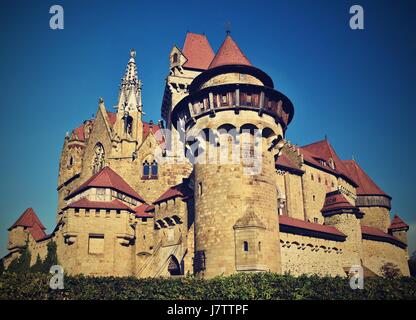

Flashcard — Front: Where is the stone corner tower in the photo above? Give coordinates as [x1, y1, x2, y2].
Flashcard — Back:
[171, 34, 294, 278]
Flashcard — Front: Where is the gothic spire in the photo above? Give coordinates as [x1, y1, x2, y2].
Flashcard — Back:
[118, 49, 142, 112]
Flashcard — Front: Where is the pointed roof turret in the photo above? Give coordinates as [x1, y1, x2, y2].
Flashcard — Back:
[9, 208, 47, 241]
[321, 190, 363, 218]
[9, 208, 46, 231]
[388, 214, 409, 232]
[182, 32, 215, 70]
[208, 35, 252, 69]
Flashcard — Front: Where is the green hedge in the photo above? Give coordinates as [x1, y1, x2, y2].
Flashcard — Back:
[1, 272, 415, 300]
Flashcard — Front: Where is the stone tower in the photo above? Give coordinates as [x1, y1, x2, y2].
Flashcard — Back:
[171, 34, 294, 278]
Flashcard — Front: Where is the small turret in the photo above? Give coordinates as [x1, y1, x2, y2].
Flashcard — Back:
[8, 208, 46, 251]
[321, 191, 363, 270]
[388, 214, 409, 244]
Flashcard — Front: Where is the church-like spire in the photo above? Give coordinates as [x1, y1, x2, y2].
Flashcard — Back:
[118, 49, 142, 112]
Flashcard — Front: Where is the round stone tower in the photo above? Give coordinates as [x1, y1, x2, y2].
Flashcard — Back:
[171, 35, 294, 278]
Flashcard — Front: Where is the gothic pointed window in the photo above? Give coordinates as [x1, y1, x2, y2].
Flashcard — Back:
[143, 160, 150, 177]
[151, 160, 158, 177]
[92, 143, 105, 174]
[123, 112, 133, 136]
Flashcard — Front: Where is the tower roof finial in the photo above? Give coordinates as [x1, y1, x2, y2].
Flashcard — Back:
[225, 21, 231, 35]
[130, 49, 136, 60]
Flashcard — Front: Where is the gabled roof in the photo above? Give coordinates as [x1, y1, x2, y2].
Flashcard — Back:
[154, 181, 193, 204]
[279, 215, 346, 241]
[134, 204, 155, 218]
[362, 225, 406, 248]
[66, 166, 145, 202]
[389, 214, 409, 231]
[65, 198, 135, 212]
[182, 32, 215, 70]
[301, 139, 357, 186]
[342, 159, 389, 197]
[9, 208, 45, 231]
[208, 35, 252, 69]
[9, 208, 47, 241]
[143, 121, 165, 146]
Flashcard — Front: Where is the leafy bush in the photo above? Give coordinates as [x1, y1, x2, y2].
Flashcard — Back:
[409, 251, 416, 277]
[0, 272, 415, 300]
[380, 262, 401, 279]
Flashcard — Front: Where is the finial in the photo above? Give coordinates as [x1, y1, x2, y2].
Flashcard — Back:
[98, 97, 104, 105]
[352, 154, 355, 161]
[130, 49, 136, 59]
[225, 21, 231, 35]
[324, 134, 328, 140]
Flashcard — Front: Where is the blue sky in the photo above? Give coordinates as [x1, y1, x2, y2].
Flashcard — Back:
[0, 0, 415, 258]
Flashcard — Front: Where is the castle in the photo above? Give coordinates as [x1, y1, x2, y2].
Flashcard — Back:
[2, 32, 410, 278]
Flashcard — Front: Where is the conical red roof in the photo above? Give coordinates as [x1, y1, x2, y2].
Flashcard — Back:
[389, 214, 409, 231]
[342, 160, 389, 197]
[9, 208, 45, 230]
[67, 166, 145, 202]
[182, 32, 215, 70]
[321, 191, 356, 214]
[9, 208, 47, 241]
[208, 35, 251, 69]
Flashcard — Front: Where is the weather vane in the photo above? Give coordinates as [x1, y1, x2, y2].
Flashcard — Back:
[225, 21, 232, 35]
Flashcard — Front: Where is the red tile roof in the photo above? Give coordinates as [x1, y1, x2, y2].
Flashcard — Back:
[134, 204, 155, 218]
[361, 225, 406, 248]
[279, 215, 346, 239]
[182, 32, 215, 70]
[9, 208, 47, 241]
[66, 166, 145, 202]
[301, 139, 357, 186]
[275, 154, 303, 174]
[10, 208, 45, 231]
[72, 124, 86, 141]
[342, 159, 389, 197]
[209, 35, 252, 69]
[389, 214, 409, 231]
[321, 191, 356, 213]
[107, 112, 117, 126]
[154, 181, 193, 204]
[65, 198, 134, 212]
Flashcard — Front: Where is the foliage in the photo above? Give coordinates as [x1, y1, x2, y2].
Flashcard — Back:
[0, 272, 415, 300]
[6, 245, 31, 274]
[409, 251, 416, 277]
[380, 262, 401, 279]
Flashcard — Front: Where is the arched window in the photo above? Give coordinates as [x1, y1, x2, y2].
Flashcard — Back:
[92, 143, 105, 174]
[143, 160, 150, 177]
[243, 241, 249, 252]
[123, 113, 133, 136]
[172, 53, 179, 64]
[168, 255, 181, 276]
[68, 156, 74, 167]
[151, 160, 158, 177]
